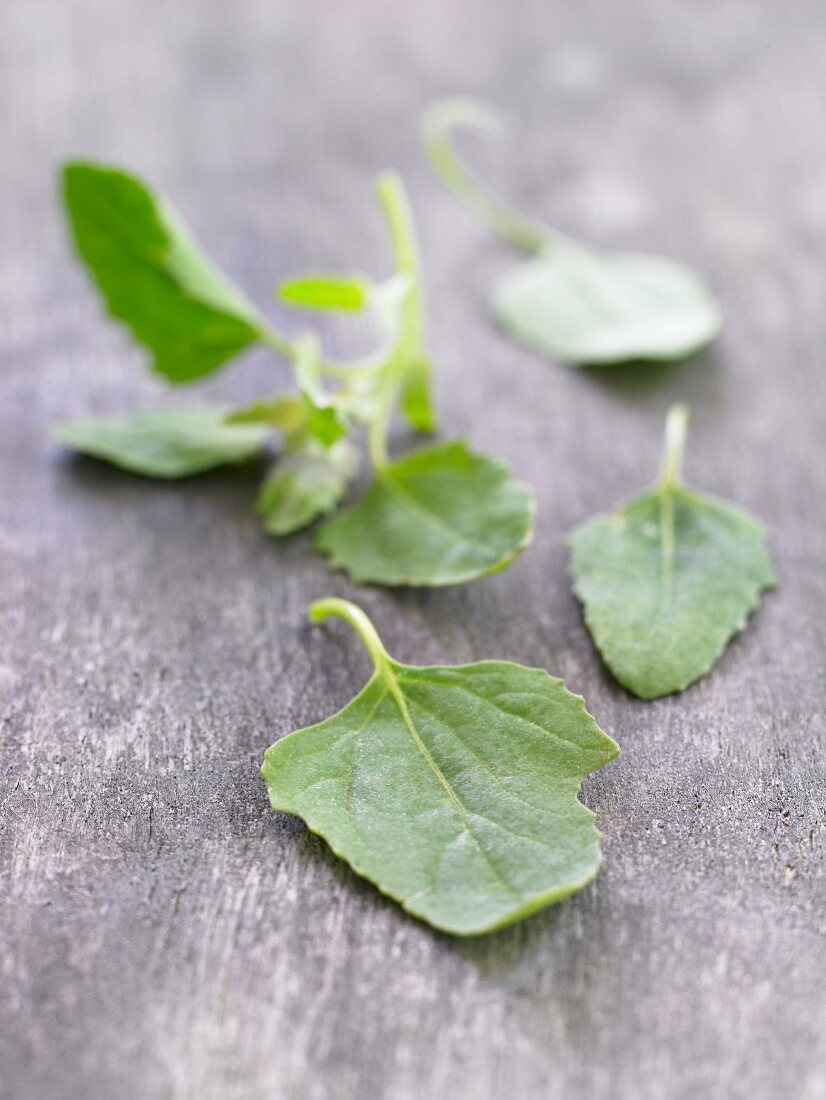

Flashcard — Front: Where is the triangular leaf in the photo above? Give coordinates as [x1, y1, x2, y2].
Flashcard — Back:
[262, 598, 619, 936]
[569, 406, 775, 698]
[51, 408, 270, 478]
[62, 161, 265, 383]
[316, 440, 534, 586]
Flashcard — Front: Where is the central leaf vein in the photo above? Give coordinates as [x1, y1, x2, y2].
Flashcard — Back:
[381, 667, 522, 901]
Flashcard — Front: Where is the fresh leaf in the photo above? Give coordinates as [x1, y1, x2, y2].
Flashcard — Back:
[494, 243, 722, 365]
[228, 397, 306, 435]
[279, 274, 370, 312]
[257, 441, 358, 535]
[51, 408, 270, 478]
[424, 98, 721, 365]
[291, 334, 347, 446]
[399, 353, 436, 434]
[62, 161, 266, 383]
[262, 598, 619, 936]
[317, 440, 534, 586]
[569, 406, 775, 699]
[229, 338, 347, 450]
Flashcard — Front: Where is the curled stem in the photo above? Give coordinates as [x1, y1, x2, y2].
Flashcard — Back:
[310, 598, 391, 675]
[660, 404, 690, 489]
[423, 97, 550, 255]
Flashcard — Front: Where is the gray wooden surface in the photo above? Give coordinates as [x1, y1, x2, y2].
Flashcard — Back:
[2, 2, 824, 1098]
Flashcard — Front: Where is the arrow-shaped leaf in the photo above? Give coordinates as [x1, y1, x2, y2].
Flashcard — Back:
[570, 406, 775, 699]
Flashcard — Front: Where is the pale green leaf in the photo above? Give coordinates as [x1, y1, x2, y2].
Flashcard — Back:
[423, 99, 721, 366]
[569, 406, 775, 699]
[62, 161, 265, 383]
[262, 598, 619, 936]
[51, 408, 270, 478]
[278, 274, 371, 312]
[257, 441, 358, 535]
[228, 338, 347, 450]
[316, 440, 534, 586]
[495, 244, 722, 365]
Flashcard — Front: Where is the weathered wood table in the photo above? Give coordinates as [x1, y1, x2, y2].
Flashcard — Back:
[2, 2, 824, 1097]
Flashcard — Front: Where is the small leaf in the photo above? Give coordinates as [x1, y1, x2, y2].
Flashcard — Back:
[62, 161, 265, 383]
[257, 441, 358, 535]
[278, 274, 371, 312]
[228, 397, 306, 435]
[229, 339, 347, 450]
[51, 408, 270, 478]
[262, 598, 619, 936]
[400, 353, 437, 434]
[317, 440, 534, 586]
[292, 334, 347, 446]
[495, 244, 721, 365]
[569, 406, 775, 699]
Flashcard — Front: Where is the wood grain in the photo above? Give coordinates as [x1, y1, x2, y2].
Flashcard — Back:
[1, 2, 824, 1098]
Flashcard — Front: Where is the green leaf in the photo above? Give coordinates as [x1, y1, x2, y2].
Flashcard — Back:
[227, 397, 306, 435]
[569, 406, 775, 699]
[494, 244, 722, 365]
[399, 353, 436, 434]
[229, 338, 347, 451]
[278, 274, 370, 312]
[262, 598, 619, 936]
[316, 440, 534, 586]
[61, 161, 265, 383]
[257, 441, 358, 535]
[423, 99, 721, 365]
[51, 408, 270, 478]
[292, 334, 347, 446]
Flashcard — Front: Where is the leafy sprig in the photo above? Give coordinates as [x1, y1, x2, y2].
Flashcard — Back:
[54, 162, 534, 586]
[424, 98, 722, 365]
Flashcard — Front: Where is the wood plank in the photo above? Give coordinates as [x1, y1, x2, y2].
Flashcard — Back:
[1, 2, 823, 1097]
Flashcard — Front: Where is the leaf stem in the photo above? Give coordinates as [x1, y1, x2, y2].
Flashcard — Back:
[378, 172, 420, 284]
[660, 404, 690, 489]
[366, 173, 425, 471]
[423, 98, 551, 255]
[260, 324, 298, 361]
[310, 598, 391, 675]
